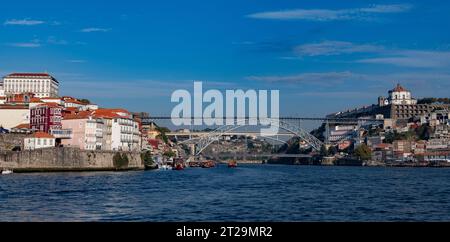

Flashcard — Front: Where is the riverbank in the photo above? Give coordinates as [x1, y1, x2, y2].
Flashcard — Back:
[0, 148, 145, 172]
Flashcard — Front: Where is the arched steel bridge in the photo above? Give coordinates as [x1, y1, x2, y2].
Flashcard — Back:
[142, 117, 382, 156]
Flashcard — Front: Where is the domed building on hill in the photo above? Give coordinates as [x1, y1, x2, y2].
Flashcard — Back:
[379, 84, 417, 106]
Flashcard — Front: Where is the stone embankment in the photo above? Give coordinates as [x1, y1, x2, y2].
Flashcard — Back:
[0, 147, 144, 172]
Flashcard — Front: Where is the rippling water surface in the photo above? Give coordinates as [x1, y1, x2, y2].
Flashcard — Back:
[1, 165, 450, 221]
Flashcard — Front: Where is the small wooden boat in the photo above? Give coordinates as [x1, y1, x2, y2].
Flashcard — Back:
[188, 161, 202, 168]
[228, 160, 238, 168]
[201, 160, 216, 168]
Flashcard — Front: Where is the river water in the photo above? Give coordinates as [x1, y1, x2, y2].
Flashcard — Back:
[1, 165, 449, 221]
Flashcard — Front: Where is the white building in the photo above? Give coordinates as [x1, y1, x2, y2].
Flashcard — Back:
[0, 83, 5, 104]
[388, 84, 417, 105]
[0, 105, 30, 129]
[325, 125, 358, 142]
[24, 132, 56, 150]
[378, 84, 418, 107]
[91, 109, 141, 151]
[41, 97, 64, 106]
[427, 139, 449, 150]
[0, 84, 5, 97]
[3, 73, 59, 98]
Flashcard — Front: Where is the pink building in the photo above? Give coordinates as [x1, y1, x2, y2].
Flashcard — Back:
[61, 112, 104, 150]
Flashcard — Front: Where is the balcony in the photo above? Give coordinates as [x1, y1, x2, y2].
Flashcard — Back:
[50, 129, 72, 139]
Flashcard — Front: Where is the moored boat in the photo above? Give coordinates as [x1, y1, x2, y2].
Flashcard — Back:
[1, 169, 13, 175]
[174, 163, 185, 170]
[173, 158, 185, 170]
[228, 160, 238, 168]
[201, 160, 216, 168]
[159, 164, 172, 170]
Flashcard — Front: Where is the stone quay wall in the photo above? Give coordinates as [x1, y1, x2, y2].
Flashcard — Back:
[0, 147, 144, 172]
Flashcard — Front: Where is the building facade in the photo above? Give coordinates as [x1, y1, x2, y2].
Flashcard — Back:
[30, 103, 62, 133]
[92, 109, 141, 151]
[3, 73, 59, 98]
[0, 105, 30, 129]
[0, 84, 5, 97]
[387, 84, 417, 105]
[61, 114, 104, 150]
[24, 132, 56, 150]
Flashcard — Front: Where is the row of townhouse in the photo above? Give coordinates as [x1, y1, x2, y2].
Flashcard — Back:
[371, 139, 450, 162]
[22, 107, 142, 151]
[0, 95, 141, 152]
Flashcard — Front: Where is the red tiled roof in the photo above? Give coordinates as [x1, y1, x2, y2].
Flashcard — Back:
[66, 100, 84, 105]
[30, 97, 43, 103]
[6, 93, 36, 103]
[423, 151, 450, 156]
[63, 107, 79, 112]
[0, 105, 28, 110]
[5, 73, 59, 83]
[374, 143, 392, 150]
[63, 111, 93, 120]
[13, 123, 30, 129]
[32, 132, 55, 139]
[91, 108, 131, 119]
[391, 84, 408, 92]
[36, 103, 62, 108]
[7, 73, 51, 77]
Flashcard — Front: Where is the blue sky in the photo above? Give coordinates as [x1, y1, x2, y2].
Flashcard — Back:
[1, 0, 450, 117]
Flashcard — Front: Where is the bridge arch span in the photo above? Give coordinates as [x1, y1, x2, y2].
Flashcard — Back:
[187, 118, 323, 156]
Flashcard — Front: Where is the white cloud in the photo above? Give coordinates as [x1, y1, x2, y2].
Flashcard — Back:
[246, 71, 450, 95]
[357, 50, 450, 68]
[360, 4, 413, 13]
[247, 71, 359, 84]
[7, 42, 41, 48]
[80, 28, 111, 33]
[4, 19, 45, 26]
[67, 60, 86, 63]
[47, 36, 68, 45]
[246, 4, 412, 21]
[295, 41, 384, 56]
[292, 40, 450, 68]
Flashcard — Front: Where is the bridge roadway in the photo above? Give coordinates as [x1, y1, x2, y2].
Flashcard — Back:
[167, 131, 295, 137]
[143, 116, 383, 123]
[205, 153, 312, 158]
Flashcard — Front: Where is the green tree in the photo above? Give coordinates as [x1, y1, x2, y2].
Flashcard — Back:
[141, 151, 154, 164]
[310, 123, 326, 142]
[79, 99, 91, 104]
[416, 124, 432, 140]
[156, 126, 171, 144]
[329, 146, 338, 156]
[163, 151, 176, 158]
[354, 144, 372, 161]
